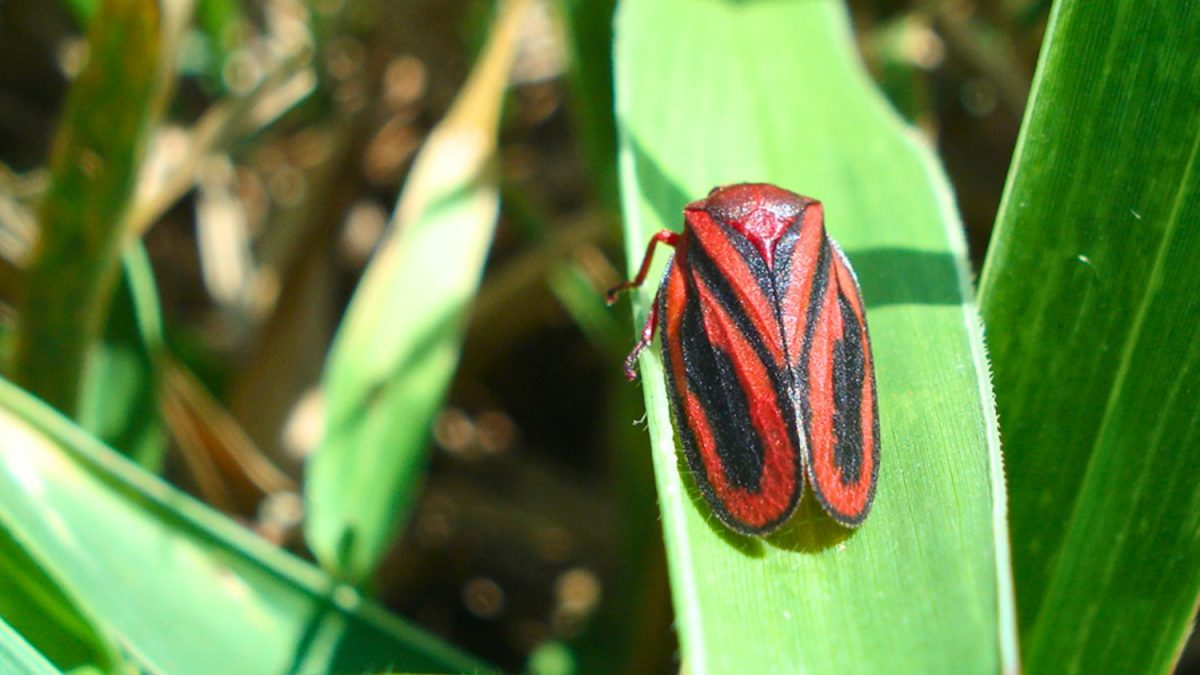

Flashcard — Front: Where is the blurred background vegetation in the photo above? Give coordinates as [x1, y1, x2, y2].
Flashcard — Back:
[0, 0, 1195, 672]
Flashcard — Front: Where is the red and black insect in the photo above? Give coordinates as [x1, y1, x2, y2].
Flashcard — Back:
[608, 183, 879, 534]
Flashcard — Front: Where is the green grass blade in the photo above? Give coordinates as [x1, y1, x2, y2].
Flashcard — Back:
[978, 2, 1200, 672]
[61, 0, 235, 91]
[614, 1, 1015, 673]
[77, 245, 168, 469]
[305, 0, 533, 582]
[0, 617, 63, 675]
[0, 378, 490, 674]
[192, 0, 245, 87]
[11, 0, 177, 415]
[559, 0, 619, 205]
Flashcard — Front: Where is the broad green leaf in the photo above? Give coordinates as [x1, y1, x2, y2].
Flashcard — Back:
[305, 0, 534, 582]
[0, 378, 489, 674]
[614, 1, 1015, 673]
[978, 2, 1200, 672]
[0, 617, 63, 675]
[78, 245, 168, 469]
[11, 0, 182, 415]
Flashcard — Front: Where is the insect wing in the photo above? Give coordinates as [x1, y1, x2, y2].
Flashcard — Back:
[774, 211, 879, 526]
[659, 232, 804, 535]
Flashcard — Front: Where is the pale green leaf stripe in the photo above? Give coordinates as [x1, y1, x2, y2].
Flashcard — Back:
[979, 1, 1200, 672]
[0, 378, 488, 674]
[614, 1, 1015, 673]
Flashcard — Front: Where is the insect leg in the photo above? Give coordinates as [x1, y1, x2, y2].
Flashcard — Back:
[605, 230, 680, 304]
[623, 298, 660, 381]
